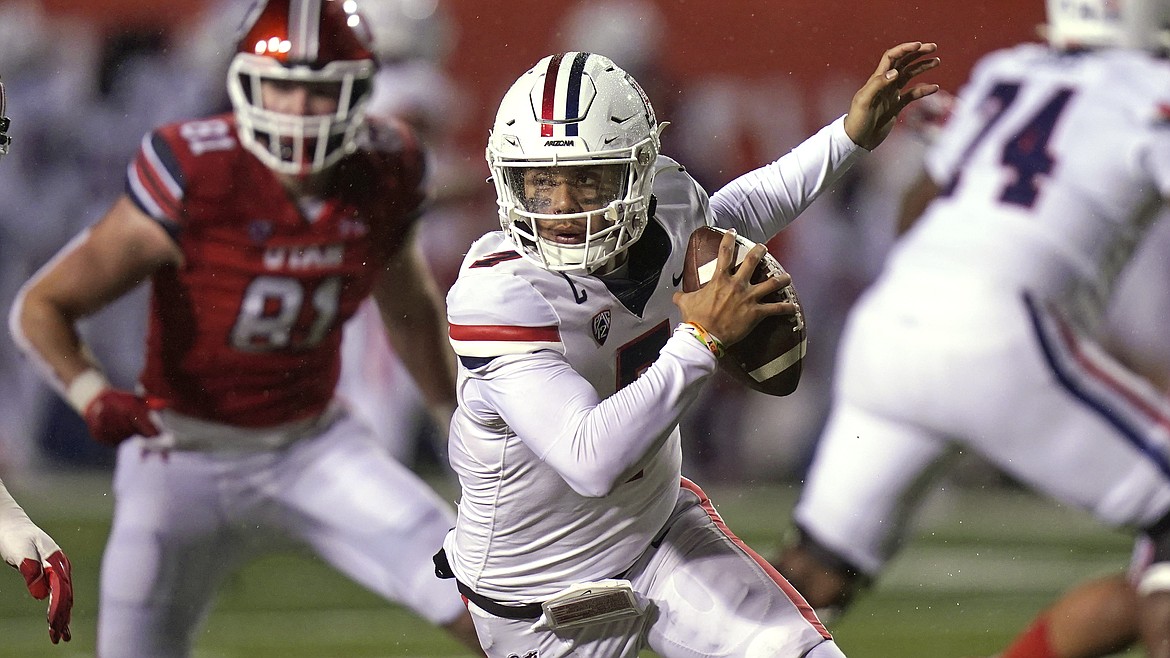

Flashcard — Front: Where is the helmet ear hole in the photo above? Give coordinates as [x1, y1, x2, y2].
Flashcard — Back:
[488, 52, 661, 274]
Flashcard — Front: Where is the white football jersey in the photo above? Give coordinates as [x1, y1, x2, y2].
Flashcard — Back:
[794, 46, 1170, 580]
[444, 160, 712, 600]
[444, 119, 864, 602]
[888, 44, 1170, 330]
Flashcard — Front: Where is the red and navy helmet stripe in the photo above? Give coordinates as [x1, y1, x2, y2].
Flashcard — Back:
[539, 53, 564, 137]
[539, 52, 591, 138]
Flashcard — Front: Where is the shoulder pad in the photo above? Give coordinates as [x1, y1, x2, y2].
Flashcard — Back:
[447, 268, 563, 359]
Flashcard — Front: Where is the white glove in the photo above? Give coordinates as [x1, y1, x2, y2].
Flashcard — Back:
[0, 478, 73, 643]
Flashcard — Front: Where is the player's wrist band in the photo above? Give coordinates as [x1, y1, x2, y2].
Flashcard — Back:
[677, 322, 726, 358]
[1138, 562, 1170, 596]
[66, 368, 110, 414]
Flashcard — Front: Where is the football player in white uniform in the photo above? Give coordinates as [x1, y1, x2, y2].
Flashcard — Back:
[439, 43, 940, 658]
[0, 74, 74, 646]
[776, 1, 1170, 656]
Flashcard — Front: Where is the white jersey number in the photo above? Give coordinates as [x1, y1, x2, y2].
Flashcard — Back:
[229, 275, 342, 351]
[178, 118, 236, 156]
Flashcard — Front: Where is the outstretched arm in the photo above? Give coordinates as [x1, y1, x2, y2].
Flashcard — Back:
[712, 41, 941, 241]
[845, 41, 942, 151]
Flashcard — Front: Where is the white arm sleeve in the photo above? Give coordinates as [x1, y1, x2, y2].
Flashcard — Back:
[0, 478, 61, 568]
[470, 328, 717, 497]
[710, 115, 864, 242]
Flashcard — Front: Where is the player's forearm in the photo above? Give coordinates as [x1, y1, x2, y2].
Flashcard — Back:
[373, 239, 458, 410]
[489, 331, 717, 497]
[378, 278, 458, 405]
[710, 116, 864, 242]
[0, 476, 42, 562]
[9, 284, 101, 397]
[387, 313, 457, 407]
[0, 478, 30, 531]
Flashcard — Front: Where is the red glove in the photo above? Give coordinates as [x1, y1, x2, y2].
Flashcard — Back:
[83, 389, 162, 446]
[19, 550, 72, 644]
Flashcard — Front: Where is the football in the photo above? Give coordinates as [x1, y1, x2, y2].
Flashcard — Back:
[681, 226, 806, 396]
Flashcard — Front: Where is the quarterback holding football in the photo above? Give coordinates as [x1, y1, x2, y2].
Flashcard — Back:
[439, 43, 940, 658]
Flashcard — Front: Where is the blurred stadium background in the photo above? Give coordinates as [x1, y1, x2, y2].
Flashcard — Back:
[0, 0, 1159, 656]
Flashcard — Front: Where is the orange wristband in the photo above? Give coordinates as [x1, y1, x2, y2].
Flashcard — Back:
[677, 322, 726, 358]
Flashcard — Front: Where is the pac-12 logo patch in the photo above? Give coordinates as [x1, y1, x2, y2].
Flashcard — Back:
[591, 309, 612, 346]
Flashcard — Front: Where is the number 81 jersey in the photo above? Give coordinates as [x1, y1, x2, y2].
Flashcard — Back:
[126, 112, 426, 427]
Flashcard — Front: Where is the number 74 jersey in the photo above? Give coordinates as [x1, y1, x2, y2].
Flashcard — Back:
[125, 112, 426, 427]
[892, 44, 1170, 329]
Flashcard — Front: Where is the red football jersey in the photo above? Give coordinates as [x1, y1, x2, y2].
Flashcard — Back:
[126, 113, 426, 427]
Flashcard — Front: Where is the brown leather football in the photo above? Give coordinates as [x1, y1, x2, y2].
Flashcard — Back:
[681, 226, 805, 396]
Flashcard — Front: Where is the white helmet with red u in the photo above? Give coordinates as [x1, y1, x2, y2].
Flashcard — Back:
[1044, 0, 1170, 51]
[228, 0, 377, 175]
[488, 52, 663, 274]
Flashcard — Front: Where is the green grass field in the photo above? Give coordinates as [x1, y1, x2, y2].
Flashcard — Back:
[0, 470, 1141, 657]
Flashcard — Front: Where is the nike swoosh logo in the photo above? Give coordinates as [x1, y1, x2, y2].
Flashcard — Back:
[671, 272, 683, 287]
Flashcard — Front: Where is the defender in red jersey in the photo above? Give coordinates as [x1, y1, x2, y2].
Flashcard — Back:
[8, 1, 481, 654]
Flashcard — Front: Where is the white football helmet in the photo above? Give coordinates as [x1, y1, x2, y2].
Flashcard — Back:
[1044, 0, 1170, 51]
[0, 76, 9, 160]
[227, 0, 378, 176]
[488, 52, 663, 275]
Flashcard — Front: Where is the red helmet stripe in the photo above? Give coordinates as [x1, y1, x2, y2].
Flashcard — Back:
[540, 53, 564, 137]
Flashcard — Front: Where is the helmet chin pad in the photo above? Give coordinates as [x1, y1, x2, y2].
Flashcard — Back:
[538, 237, 619, 272]
[507, 205, 633, 274]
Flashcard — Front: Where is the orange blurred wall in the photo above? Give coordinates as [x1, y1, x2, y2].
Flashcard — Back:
[41, 0, 1045, 154]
